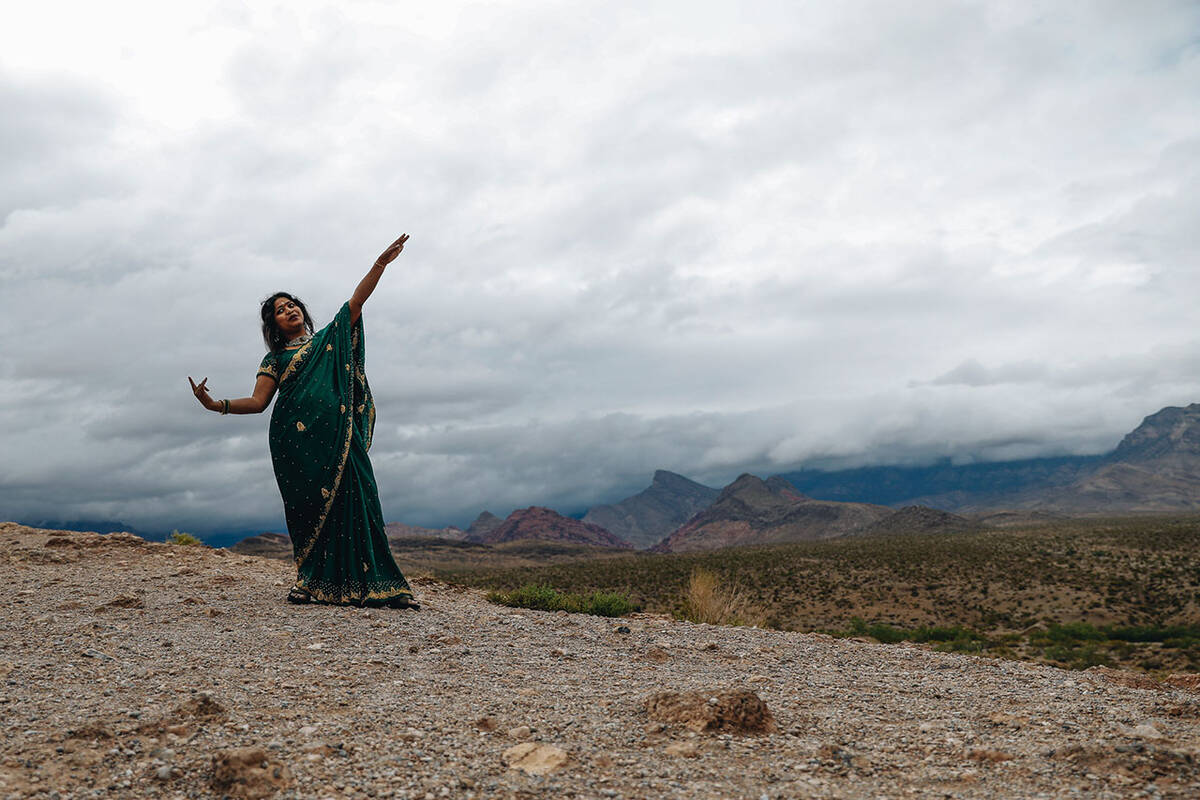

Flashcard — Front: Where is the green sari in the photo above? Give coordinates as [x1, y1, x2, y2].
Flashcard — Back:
[257, 302, 416, 607]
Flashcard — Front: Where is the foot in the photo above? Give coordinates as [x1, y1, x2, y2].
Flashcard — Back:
[286, 587, 313, 604]
[385, 596, 420, 610]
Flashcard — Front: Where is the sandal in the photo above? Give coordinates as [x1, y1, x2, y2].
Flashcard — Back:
[385, 596, 420, 610]
[286, 587, 313, 604]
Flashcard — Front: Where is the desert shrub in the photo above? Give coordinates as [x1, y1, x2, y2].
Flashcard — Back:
[487, 584, 634, 617]
[839, 619, 986, 650]
[1105, 624, 1200, 644]
[678, 568, 767, 627]
[587, 592, 636, 617]
[168, 530, 201, 546]
[1044, 622, 1105, 642]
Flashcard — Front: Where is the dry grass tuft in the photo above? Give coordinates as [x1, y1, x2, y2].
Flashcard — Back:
[681, 568, 767, 628]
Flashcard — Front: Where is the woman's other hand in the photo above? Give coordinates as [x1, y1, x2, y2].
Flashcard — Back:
[188, 376, 217, 411]
[373, 233, 409, 268]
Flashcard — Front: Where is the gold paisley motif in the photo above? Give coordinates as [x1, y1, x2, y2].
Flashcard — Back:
[326, 344, 332, 351]
[296, 421, 306, 432]
[321, 487, 330, 499]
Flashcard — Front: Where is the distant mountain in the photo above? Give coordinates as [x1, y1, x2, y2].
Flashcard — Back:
[469, 506, 632, 549]
[582, 470, 720, 549]
[466, 511, 503, 540]
[653, 474, 892, 553]
[775, 403, 1200, 515]
[383, 522, 466, 541]
[856, 506, 985, 537]
[1026, 403, 1200, 513]
[230, 532, 292, 559]
[778, 456, 1102, 511]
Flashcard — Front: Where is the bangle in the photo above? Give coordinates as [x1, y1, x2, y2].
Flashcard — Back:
[221, 399, 230, 415]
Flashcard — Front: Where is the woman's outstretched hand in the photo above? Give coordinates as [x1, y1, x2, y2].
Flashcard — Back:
[373, 233, 409, 268]
[188, 376, 217, 411]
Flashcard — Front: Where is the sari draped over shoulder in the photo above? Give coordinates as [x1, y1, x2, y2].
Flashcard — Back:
[257, 302, 415, 606]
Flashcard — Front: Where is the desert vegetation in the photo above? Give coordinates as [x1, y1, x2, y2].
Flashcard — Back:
[439, 515, 1200, 673]
[486, 583, 635, 617]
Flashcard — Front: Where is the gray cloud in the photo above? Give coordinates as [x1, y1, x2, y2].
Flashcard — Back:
[3, 1, 1200, 533]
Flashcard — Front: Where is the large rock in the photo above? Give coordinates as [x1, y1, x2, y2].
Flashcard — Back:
[645, 689, 775, 734]
[582, 470, 720, 550]
[210, 747, 292, 799]
[502, 743, 569, 775]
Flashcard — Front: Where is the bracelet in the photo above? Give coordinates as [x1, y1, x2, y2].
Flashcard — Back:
[221, 399, 230, 415]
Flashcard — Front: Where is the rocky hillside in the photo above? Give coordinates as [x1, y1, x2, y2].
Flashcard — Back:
[2, 522, 1198, 799]
[653, 474, 892, 553]
[1026, 404, 1200, 513]
[857, 505, 985, 536]
[582, 470, 720, 550]
[229, 532, 292, 559]
[468, 507, 632, 549]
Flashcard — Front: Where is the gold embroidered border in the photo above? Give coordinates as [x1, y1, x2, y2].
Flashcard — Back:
[294, 407, 354, 568]
[296, 575, 415, 605]
[278, 336, 316, 385]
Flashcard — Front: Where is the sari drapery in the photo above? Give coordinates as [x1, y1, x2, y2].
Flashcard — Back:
[257, 302, 415, 606]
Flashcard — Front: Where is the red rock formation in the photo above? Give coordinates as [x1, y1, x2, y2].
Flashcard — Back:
[472, 507, 632, 549]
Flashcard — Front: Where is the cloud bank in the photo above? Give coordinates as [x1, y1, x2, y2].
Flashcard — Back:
[2, 1, 1199, 532]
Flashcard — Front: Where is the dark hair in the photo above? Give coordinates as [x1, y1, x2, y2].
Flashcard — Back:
[261, 292, 315, 353]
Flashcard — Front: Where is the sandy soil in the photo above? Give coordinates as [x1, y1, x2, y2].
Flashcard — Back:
[1, 522, 1198, 799]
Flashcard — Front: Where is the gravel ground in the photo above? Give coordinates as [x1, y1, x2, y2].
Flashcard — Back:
[1, 522, 1198, 799]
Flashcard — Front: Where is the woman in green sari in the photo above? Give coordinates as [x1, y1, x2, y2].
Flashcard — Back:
[188, 234, 418, 609]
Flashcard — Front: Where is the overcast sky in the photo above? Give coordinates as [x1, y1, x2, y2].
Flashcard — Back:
[2, 1, 1199, 534]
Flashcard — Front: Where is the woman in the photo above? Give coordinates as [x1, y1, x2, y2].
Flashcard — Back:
[188, 234, 418, 609]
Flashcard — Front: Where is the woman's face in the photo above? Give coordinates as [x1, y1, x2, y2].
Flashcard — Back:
[273, 297, 306, 339]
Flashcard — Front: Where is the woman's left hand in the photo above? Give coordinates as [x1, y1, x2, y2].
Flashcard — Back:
[374, 234, 409, 268]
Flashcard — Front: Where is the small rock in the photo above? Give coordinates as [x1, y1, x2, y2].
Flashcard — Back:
[154, 765, 173, 781]
[1131, 723, 1167, 740]
[474, 716, 498, 732]
[665, 741, 700, 758]
[508, 725, 531, 740]
[81, 648, 114, 661]
[614, 626, 631, 634]
[299, 726, 318, 737]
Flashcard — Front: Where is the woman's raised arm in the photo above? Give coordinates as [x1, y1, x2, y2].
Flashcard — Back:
[189, 374, 277, 415]
[349, 233, 408, 324]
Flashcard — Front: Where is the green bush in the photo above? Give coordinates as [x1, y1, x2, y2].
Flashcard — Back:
[168, 530, 202, 546]
[487, 584, 635, 617]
